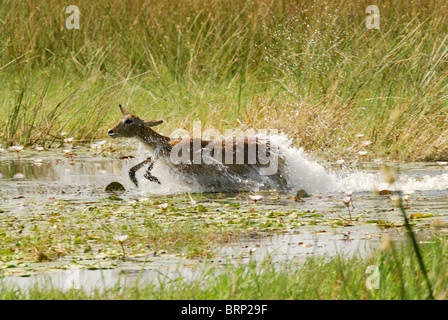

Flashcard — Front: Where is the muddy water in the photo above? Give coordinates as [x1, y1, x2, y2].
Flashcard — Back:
[1, 142, 448, 291]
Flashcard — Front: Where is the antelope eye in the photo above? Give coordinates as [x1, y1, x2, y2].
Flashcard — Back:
[124, 119, 133, 124]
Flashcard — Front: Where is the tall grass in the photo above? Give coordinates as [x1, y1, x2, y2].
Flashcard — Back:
[1, 0, 448, 160]
[1, 237, 447, 299]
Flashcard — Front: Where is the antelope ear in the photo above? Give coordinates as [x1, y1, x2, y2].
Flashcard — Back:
[143, 119, 163, 127]
[119, 104, 131, 115]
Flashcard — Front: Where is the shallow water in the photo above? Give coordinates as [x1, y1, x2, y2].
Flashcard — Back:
[0, 142, 447, 292]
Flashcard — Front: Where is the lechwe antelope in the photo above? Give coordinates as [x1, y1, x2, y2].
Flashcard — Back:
[108, 105, 290, 192]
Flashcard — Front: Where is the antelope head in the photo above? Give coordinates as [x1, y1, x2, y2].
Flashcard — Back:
[107, 104, 163, 139]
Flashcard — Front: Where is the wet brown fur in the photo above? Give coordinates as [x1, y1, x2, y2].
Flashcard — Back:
[108, 105, 289, 191]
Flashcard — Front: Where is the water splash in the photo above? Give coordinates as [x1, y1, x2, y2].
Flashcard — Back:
[262, 135, 448, 194]
[3, 138, 444, 196]
[136, 133, 338, 195]
[336, 171, 448, 193]
[135, 133, 448, 195]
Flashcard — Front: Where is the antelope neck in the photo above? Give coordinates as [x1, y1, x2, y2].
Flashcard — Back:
[137, 126, 170, 152]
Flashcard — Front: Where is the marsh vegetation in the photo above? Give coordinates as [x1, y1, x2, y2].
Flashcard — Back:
[1, 0, 448, 299]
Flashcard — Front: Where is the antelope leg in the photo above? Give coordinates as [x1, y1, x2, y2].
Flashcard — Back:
[129, 157, 153, 187]
[144, 172, 161, 184]
[143, 161, 161, 184]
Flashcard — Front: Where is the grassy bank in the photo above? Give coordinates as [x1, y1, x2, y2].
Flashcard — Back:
[1, 0, 448, 160]
[1, 236, 447, 299]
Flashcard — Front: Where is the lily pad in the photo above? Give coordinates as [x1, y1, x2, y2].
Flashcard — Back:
[105, 181, 126, 192]
[297, 189, 311, 198]
[107, 196, 123, 201]
[410, 213, 433, 219]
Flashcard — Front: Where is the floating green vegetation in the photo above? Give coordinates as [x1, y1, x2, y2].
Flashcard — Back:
[0, 190, 444, 277]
